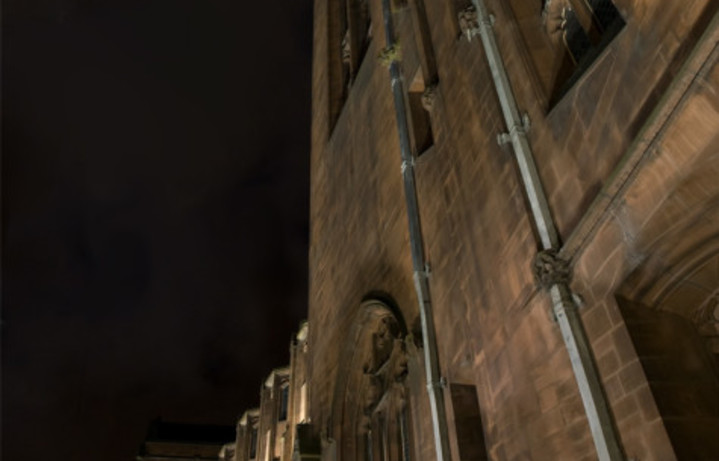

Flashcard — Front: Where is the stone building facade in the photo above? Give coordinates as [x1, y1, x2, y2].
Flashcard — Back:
[228, 0, 719, 460]
[231, 323, 312, 461]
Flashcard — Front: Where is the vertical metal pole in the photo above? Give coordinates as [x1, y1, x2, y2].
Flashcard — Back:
[380, 0, 453, 460]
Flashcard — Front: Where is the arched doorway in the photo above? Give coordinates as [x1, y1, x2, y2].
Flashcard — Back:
[619, 242, 719, 459]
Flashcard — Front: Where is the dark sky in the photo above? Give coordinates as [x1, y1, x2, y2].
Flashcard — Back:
[2, 1, 313, 459]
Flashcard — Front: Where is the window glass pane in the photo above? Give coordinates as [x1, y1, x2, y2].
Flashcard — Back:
[279, 386, 289, 421]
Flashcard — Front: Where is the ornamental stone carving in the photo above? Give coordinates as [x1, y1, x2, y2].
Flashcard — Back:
[532, 249, 571, 288]
[421, 84, 437, 112]
[361, 316, 408, 415]
[542, 0, 570, 40]
[341, 29, 351, 64]
[458, 5, 479, 41]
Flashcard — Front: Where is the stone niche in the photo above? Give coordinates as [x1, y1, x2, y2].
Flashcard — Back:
[330, 299, 414, 461]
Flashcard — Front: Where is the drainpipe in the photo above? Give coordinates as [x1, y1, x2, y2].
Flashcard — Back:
[463, 1, 625, 460]
[379, 0, 452, 460]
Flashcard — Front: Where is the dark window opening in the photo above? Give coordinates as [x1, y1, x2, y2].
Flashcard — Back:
[399, 407, 412, 461]
[618, 297, 719, 459]
[329, 0, 350, 132]
[340, 2, 351, 100]
[505, 0, 624, 108]
[330, 0, 373, 135]
[588, 0, 624, 32]
[377, 413, 388, 461]
[350, 0, 372, 72]
[365, 431, 374, 461]
[562, 8, 591, 64]
[249, 427, 258, 459]
[407, 69, 434, 156]
[450, 384, 488, 461]
[279, 386, 290, 421]
[552, 0, 625, 104]
[343, 0, 372, 84]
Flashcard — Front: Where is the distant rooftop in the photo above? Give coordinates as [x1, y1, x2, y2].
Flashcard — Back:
[144, 419, 235, 445]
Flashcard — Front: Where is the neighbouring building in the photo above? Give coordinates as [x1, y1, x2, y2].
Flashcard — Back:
[228, 0, 719, 460]
[231, 322, 312, 461]
[136, 420, 235, 461]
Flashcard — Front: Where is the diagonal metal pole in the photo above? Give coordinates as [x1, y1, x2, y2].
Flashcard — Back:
[466, 1, 625, 459]
[379, 0, 452, 460]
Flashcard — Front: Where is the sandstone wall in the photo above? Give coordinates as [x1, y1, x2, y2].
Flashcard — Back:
[306, 0, 719, 459]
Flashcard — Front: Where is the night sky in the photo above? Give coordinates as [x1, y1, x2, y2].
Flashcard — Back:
[3, 1, 313, 459]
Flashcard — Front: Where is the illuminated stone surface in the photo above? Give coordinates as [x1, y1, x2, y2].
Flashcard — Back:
[230, 1, 719, 460]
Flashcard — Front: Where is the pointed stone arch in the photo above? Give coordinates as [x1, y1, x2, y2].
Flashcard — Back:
[618, 226, 719, 458]
[330, 297, 414, 461]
